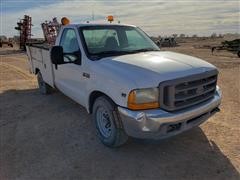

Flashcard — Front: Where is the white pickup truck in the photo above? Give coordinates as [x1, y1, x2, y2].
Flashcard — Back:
[26, 23, 222, 147]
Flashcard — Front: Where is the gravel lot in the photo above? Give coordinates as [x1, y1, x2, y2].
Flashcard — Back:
[0, 42, 239, 179]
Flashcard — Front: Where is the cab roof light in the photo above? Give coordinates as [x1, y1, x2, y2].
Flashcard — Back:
[61, 17, 70, 25]
[107, 15, 114, 23]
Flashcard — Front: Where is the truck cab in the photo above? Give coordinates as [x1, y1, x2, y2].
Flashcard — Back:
[26, 23, 221, 147]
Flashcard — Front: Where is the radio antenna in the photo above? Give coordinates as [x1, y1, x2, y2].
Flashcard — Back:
[92, 5, 95, 21]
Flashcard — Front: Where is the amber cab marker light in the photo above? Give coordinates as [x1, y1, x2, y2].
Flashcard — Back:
[61, 17, 70, 25]
[107, 15, 114, 23]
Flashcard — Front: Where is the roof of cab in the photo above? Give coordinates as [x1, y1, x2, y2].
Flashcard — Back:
[64, 23, 136, 28]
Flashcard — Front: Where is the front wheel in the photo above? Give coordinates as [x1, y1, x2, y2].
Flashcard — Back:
[92, 96, 128, 147]
[37, 72, 52, 94]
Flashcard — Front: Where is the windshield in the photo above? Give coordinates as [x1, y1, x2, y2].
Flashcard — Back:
[80, 25, 160, 59]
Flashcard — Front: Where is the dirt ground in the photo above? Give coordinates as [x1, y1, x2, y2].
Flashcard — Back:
[0, 41, 239, 180]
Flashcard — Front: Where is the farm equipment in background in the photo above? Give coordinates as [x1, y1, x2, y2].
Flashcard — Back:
[41, 17, 71, 45]
[15, 15, 33, 51]
[155, 37, 177, 48]
[41, 17, 61, 45]
[0, 38, 13, 48]
[212, 39, 240, 58]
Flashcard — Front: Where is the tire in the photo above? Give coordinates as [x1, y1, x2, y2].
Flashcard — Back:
[237, 51, 240, 58]
[37, 72, 52, 94]
[92, 96, 128, 147]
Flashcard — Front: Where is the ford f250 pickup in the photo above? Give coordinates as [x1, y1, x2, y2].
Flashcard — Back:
[26, 23, 222, 147]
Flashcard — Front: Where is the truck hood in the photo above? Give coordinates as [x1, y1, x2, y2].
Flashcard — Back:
[98, 51, 217, 88]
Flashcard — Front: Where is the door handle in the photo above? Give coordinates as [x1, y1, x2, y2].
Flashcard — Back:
[83, 72, 90, 78]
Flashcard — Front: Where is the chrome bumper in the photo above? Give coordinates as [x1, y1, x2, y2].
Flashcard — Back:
[118, 87, 222, 139]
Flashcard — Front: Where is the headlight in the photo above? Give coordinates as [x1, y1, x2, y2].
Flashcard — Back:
[128, 88, 160, 110]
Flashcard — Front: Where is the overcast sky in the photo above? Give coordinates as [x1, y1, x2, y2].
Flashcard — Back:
[1, 0, 239, 38]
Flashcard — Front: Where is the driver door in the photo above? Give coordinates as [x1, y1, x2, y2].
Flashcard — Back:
[53, 28, 86, 106]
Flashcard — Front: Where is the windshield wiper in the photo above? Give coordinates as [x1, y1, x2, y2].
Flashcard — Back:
[128, 48, 160, 53]
[90, 48, 160, 60]
[93, 48, 159, 56]
[90, 50, 131, 60]
[95, 50, 130, 55]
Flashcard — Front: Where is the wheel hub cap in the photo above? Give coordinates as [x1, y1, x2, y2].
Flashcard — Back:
[96, 107, 112, 138]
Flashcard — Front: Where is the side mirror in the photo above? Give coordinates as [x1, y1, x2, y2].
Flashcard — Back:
[50, 46, 64, 69]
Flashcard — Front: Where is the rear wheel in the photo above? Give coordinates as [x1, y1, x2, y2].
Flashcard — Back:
[37, 72, 51, 94]
[237, 51, 240, 58]
[92, 96, 128, 147]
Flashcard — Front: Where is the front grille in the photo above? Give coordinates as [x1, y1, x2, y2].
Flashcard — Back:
[159, 70, 218, 111]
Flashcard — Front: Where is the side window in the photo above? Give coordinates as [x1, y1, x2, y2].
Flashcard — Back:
[60, 29, 81, 63]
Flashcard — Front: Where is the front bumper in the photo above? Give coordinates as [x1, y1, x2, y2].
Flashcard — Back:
[118, 87, 222, 139]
